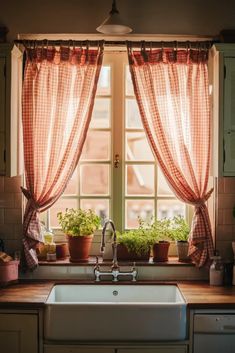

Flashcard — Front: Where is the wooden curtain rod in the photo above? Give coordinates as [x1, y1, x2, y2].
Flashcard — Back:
[14, 39, 213, 49]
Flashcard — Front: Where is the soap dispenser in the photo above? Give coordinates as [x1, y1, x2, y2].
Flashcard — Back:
[209, 252, 224, 286]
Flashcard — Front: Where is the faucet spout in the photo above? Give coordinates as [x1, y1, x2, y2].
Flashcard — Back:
[101, 219, 118, 268]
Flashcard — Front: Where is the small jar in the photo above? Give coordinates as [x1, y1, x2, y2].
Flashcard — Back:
[210, 256, 224, 286]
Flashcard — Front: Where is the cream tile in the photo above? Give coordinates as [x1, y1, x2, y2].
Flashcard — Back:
[217, 210, 223, 225]
[0, 177, 4, 192]
[4, 208, 23, 224]
[3, 239, 22, 256]
[224, 177, 235, 193]
[216, 224, 234, 241]
[223, 209, 235, 225]
[4, 176, 22, 193]
[0, 224, 14, 239]
[0, 192, 14, 208]
[217, 178, 224, 194]
[14, 224, 23, 240]
[216, 240, 234, 261]
[217, 194, 235, 209]
[14, 192, 23, 209]
[0, 209, 4, 224]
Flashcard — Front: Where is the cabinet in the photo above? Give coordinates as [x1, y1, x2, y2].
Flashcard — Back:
[0, 43, 23, 177]
[210, 44, 235, 176]
[44, 345, 187, 353]
[118, 347, 187, 353]
[190, 309, 235, 353]
[44, 348, 113, 353]
[0, 312, 38, 353]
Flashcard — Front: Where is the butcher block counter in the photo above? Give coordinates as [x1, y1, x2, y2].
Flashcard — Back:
[0, 281, 235, 309]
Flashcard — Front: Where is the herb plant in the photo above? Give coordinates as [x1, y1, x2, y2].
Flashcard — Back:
[117, 220, 155, 255]
[170, 215, 190, 242]
[57, 208, 101, 236]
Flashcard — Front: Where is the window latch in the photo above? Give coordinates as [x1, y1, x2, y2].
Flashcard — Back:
[114, 154, 120, 168]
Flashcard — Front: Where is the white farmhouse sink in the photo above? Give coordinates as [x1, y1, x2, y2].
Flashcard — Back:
[44, 284, 186, 341]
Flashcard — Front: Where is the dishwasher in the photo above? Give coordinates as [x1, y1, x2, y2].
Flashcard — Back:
[193, 314, 235, 353]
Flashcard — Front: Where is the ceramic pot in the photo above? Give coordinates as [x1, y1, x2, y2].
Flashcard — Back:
[176, 241, 190, 262]
[56, 243, 69, 260]
[116, 243, 150, 262]
[152, 241, 170, 262]
[67, 234, 93, 262]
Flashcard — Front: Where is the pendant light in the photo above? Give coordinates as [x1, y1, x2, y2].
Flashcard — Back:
[96, 0, 132, 35]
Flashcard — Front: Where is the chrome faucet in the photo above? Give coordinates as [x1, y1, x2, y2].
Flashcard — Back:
[94, 219, 137, 282]
[101, 219, 118, 270]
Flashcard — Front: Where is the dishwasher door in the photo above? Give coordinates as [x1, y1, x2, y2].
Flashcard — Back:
[193, 314, 235, 353]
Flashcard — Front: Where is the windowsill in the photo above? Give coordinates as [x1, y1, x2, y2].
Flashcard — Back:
[38, 256, 194, 267]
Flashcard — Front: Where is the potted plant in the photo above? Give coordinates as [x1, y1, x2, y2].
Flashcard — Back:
[150, 217, 173, 262]
[57, 208, 101, 262]
[171, 215, 190, 262]
[116, 220, 155, 261]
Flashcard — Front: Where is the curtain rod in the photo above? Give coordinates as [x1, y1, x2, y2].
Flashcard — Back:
[14, 39, 213, 49]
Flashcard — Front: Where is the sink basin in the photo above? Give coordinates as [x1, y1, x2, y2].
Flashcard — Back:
[44, 284, 186, 341]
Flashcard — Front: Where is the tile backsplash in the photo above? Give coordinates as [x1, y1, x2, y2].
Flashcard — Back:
[0, 175, 23, 256]
[216, 177, 235, 261]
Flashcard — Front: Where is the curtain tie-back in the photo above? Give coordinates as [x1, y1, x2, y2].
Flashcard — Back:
[194, 188, 214, 208]
[21, 187, 40, 211]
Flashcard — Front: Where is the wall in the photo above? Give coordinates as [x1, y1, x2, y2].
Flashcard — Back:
[216, 177, 235, 261]
[0, 0, 235, 259]
[0, 0, 235, 41]
[0, 176, 23, 255]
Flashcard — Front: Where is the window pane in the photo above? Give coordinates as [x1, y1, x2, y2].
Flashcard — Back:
[125, 199, 154, 229]
[80, 199, 109, 224]
[81, 131, 110, 160]
[90, 98, 110, 128]
[126, 99, 143, 129]
[63, 168, 78, 195]
[50, 198, 78, 228]
[157, 168, 174, 196]
[96, 66, 111, 95]
[125, 66, 134, 96]
[126, 132, 154, 161]
[157, 200, 185, 219]
[126, 165, 155, 196]
[80, 164, 109, 195]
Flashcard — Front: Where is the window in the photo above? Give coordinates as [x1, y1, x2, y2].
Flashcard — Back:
[40, 51, 188, 234]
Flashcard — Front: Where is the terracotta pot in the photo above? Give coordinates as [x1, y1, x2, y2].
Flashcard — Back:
[152, 241, 170, 262]
[176, 241, 190, 262]
[116, 243, 150, 262]
[67, 235, 93, 262]
[56, 243, 68, 260]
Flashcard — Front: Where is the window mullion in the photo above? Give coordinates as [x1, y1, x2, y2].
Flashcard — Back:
[111, 53, 126, 232]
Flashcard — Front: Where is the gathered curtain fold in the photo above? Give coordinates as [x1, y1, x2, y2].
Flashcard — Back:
[127, 43, 214, 267]
[21, 42, 104, 269]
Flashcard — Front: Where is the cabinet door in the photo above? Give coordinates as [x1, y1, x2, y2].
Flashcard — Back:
[0, 56, 6, 174]
[118, 347, 187, 353]
[223, 57, 235, 175]
[0, 313, 38, 353]
[44, 346, 114, 353]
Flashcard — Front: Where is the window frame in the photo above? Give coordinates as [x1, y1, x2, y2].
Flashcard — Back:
[40, 49, 192, 243]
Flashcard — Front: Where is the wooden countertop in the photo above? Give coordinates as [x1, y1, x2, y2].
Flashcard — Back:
[0, 281, 54, 308]
[1, 280, 235, 309]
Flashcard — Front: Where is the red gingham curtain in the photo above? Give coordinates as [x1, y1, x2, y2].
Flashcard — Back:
[21, 42, 104, 269]
[127, 43, 214, 267]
